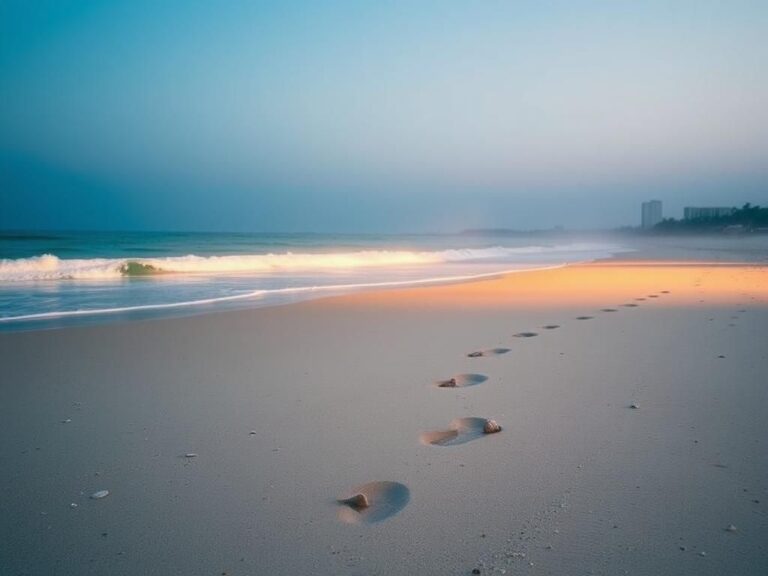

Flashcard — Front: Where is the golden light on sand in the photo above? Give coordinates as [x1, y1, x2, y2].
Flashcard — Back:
[335, 263, 768, 309]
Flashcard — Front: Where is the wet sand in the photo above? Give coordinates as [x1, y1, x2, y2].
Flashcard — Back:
[1, 261, 767, 575]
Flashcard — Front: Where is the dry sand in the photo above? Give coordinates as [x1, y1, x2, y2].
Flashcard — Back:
[1, 260, 767, 575]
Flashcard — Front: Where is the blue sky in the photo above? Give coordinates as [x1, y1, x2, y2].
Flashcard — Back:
[1, 0, 767, 231]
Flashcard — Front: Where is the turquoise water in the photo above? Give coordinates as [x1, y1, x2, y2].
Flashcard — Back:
[0, 230, 628, 331]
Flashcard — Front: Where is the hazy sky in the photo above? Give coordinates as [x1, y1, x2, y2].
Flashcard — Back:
[1, 0, 767, 232]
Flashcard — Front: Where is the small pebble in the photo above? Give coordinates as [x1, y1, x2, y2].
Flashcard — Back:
[90, 490, 109, 500]
[725, 524, 737, 532]
[472, 569, 481, 575]
[249, 431, 257, 435]
[61, 419, 72, 424]
[699, 551, 707, 557]
[630, 404, 639, 409]
[184, 453, 198, 458]
[70, 503, 78, 508]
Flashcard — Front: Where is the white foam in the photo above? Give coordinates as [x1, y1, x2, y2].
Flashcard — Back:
[0, 243, 620, 282]
[0, 262, 572, 323]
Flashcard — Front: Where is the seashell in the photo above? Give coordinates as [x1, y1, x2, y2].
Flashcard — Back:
[483, 419, 502, 434]
[338, 493, 370, 511]
[467, 351, 483, 358]
[90, 490, 109, 499]
[438, 378, 457, 388]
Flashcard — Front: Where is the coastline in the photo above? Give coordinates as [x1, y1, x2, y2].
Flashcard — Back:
[1, 258, 767, 575]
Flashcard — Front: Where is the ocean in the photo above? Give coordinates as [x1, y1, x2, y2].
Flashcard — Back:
[0, 230, 629, 331]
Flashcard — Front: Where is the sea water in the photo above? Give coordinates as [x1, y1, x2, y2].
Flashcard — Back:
[0, 230, 629, 331]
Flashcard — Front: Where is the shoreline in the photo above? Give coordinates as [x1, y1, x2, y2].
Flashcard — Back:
[4, 255, 766, 333]
[0, 261, 574, 330]
[5, 231, 768, 332]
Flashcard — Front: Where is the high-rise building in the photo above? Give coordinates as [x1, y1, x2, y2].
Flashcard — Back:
[683, 206, 735, 220]
[641, 200, 663, 229]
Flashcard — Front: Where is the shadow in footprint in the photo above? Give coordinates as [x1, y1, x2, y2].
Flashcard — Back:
[434, 373, 488, 389]
[542, 325, 560, 330]
[467, 348, 510, 358]
[513, 332, 538, 338]
[661, 291, 671, 294]
[600, 308, 618, 312]
[420, 417, 502, 447]
[622, 304, 639, 308]
[576, 316, 593, 320]
[337, 481, 410, 524]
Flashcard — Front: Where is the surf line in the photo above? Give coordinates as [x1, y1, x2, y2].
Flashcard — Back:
[0, 261, 580, 324]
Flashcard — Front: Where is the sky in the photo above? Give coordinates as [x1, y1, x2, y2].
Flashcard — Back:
[1, 0, 767, 232]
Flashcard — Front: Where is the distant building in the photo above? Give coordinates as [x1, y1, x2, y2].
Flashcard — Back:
[641, 200, 663, 229]
[683, 206, 735, 220]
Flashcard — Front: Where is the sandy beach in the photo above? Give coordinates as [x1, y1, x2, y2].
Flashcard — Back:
[1, 257, 767, 576]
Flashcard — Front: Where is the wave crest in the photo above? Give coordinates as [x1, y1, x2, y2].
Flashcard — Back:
[0, 243, 617, 282]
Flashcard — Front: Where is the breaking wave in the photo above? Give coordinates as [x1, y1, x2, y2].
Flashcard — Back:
[0, 244, 614, 282]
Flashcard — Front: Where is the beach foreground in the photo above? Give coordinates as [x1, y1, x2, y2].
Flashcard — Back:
[1, 261, 767, 575]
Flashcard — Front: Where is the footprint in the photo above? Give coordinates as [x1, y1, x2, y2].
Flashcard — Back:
[513, 332, 538, 338]
[420, 417, 503, 447]
[542, 325, 560, 330]
[467, 348, 510, 358]
[337, 481, 410, 524]
[576, 316, 593, 320]
[648, 295, 659, 298]
[434, 373, 488, 389]
[635, 298, 646, 301]
[600, 308, 618, 312]
[622, 304, 638, 308]
[661, 291, 671, 294]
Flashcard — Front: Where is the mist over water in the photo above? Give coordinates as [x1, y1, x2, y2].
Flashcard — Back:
[0, 231, 629, 330]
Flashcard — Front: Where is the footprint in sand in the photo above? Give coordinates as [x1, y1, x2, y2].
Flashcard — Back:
[337, 481, 410, 524]
[600, 308, 618, 312]
[513, 332, 538, 338]
[635, 298, 646, 301]
[420, 417, 503, 447]
[434, 373, 488, 389]
[467, 348, 510, 358]
[542, 325, 560, 330]
[648, 295, 659, 298]
[622, 304, 639, 308]
[576, 316, 594, 320]
[661, 290, 671, 294]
